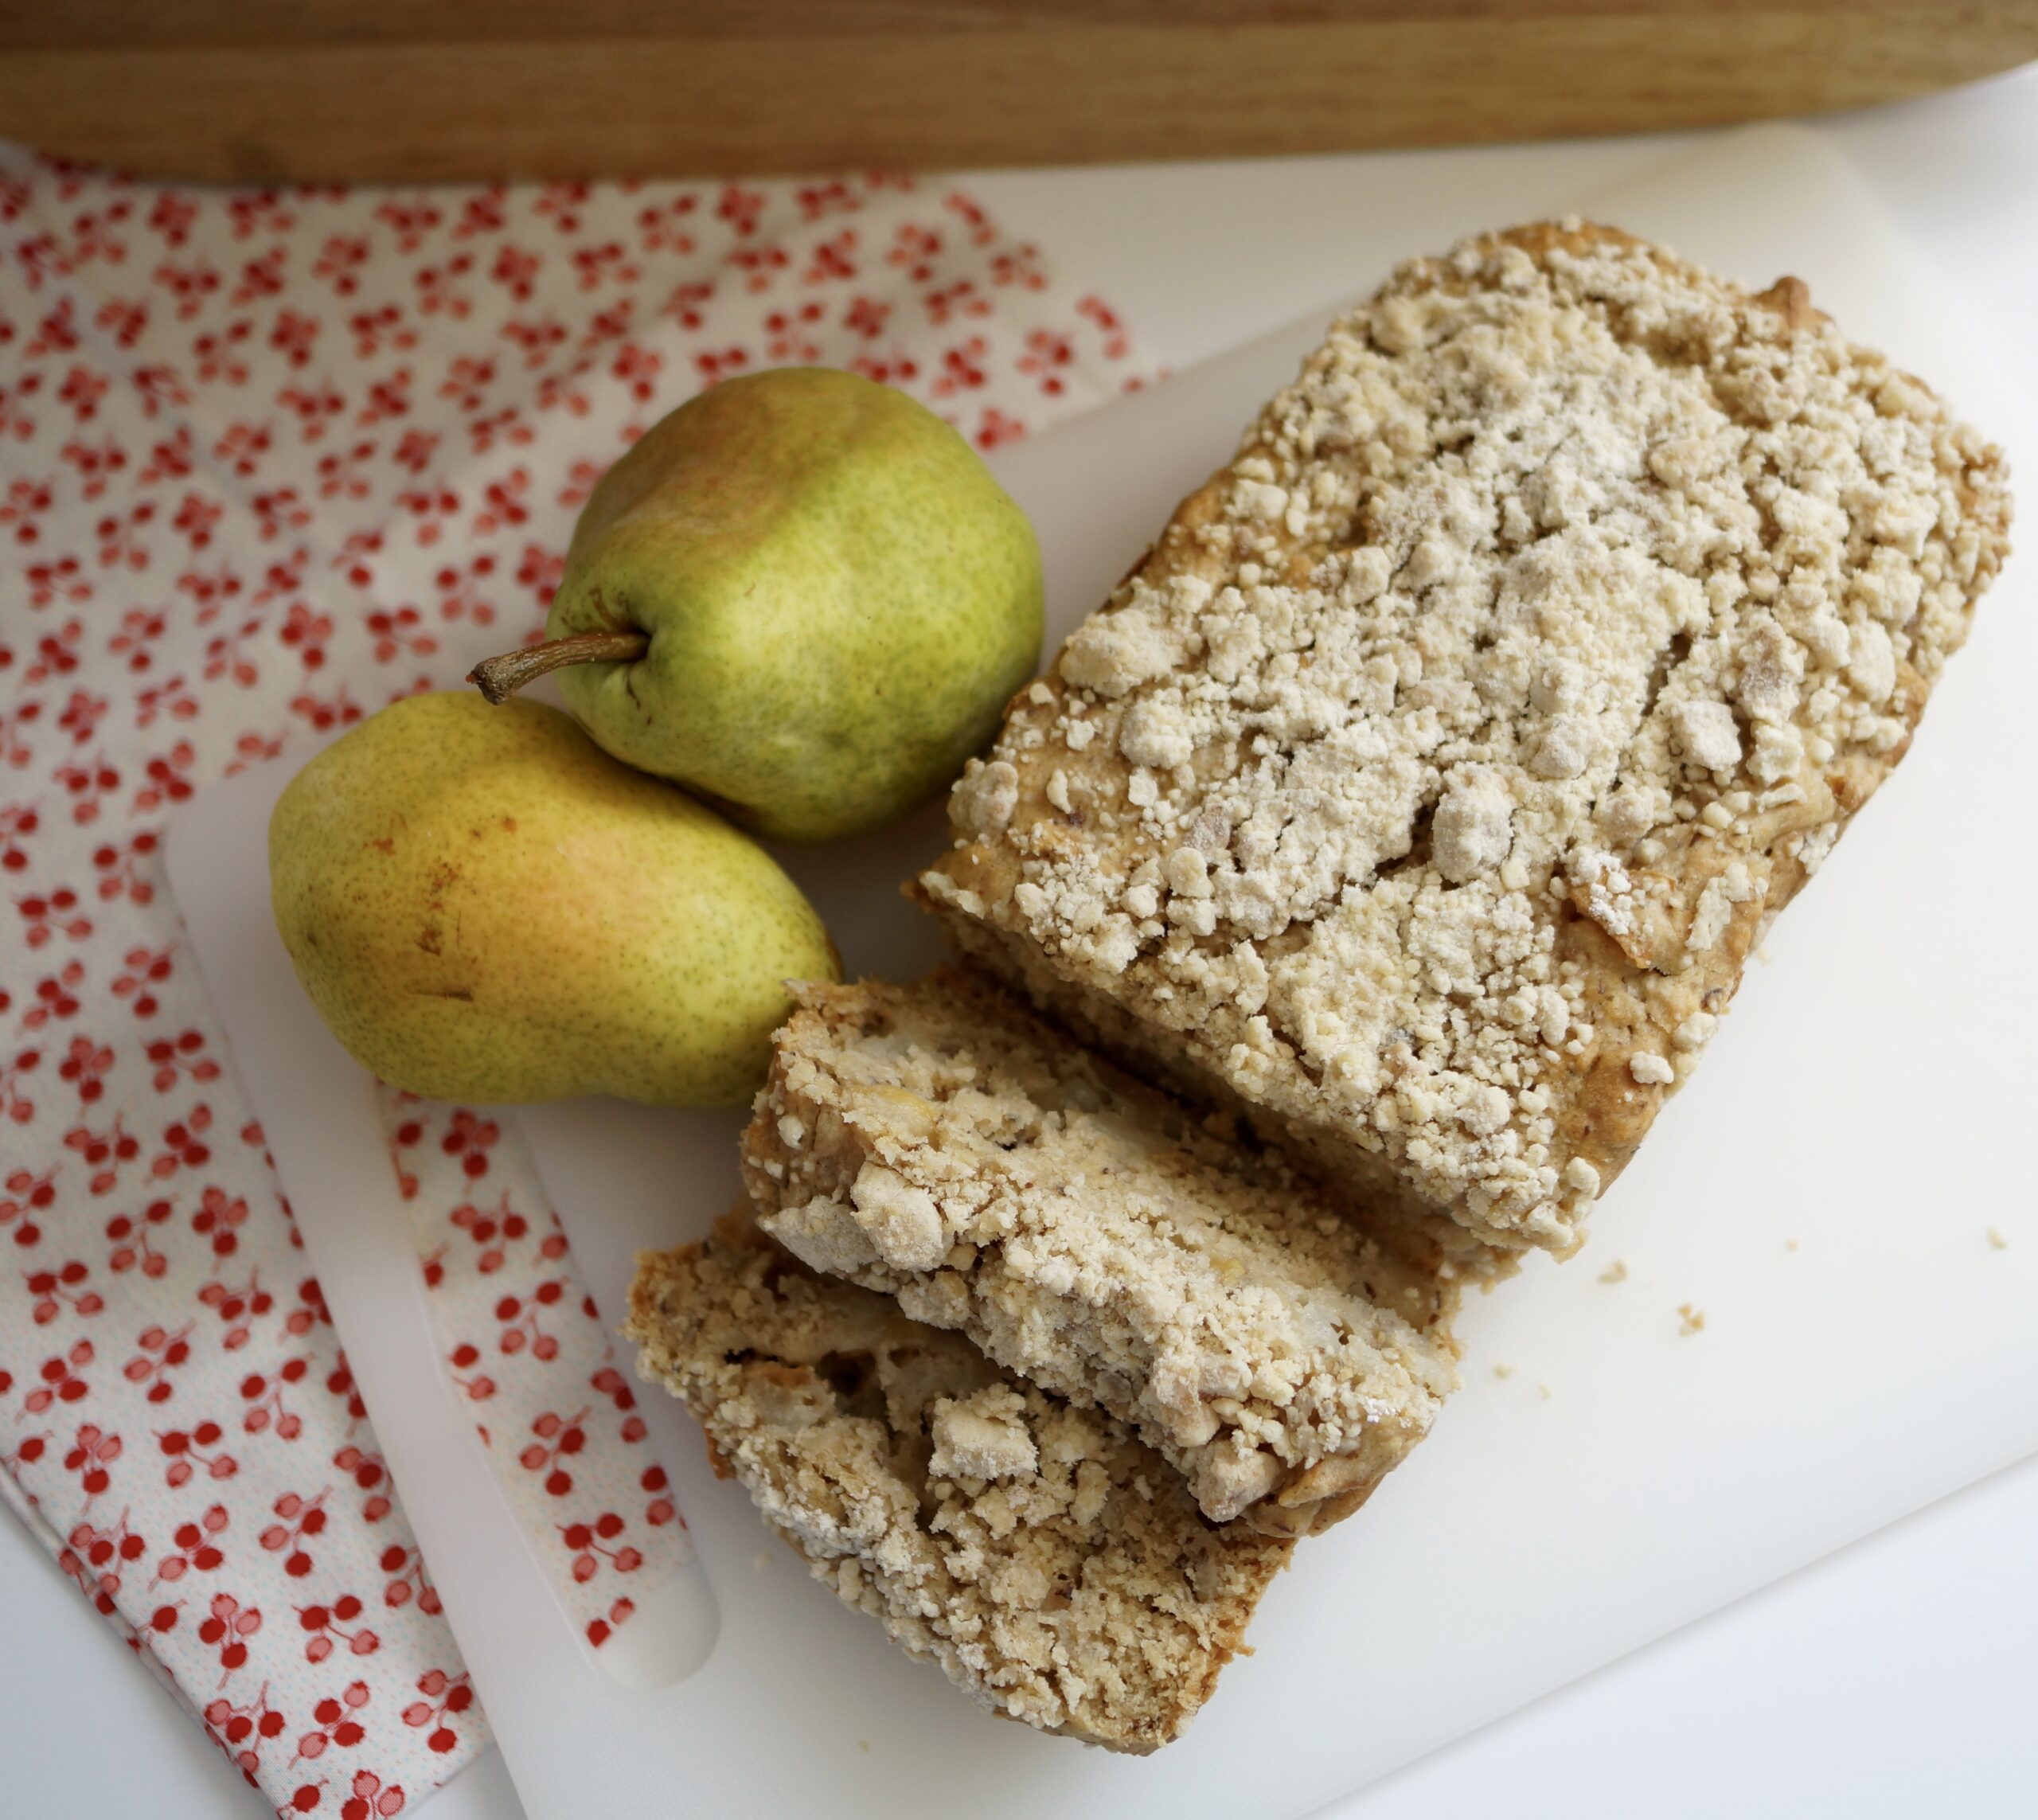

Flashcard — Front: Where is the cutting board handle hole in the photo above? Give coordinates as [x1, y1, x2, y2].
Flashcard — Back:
[583, 1558, 720, 1690]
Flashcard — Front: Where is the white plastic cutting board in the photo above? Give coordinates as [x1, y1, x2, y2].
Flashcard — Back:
[168, 125, 2036, 1820]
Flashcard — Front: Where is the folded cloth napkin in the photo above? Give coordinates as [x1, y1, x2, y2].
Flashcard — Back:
[0, 143, 1145, 1818]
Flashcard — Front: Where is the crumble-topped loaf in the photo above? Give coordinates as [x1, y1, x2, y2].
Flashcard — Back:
[625, 1209, 1290, 1752]
[919, 221, 2012, 1257]
[740, 971, 1459, 1533]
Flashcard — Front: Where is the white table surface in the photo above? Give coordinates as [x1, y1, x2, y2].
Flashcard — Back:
[6, 63, 2036, 1820]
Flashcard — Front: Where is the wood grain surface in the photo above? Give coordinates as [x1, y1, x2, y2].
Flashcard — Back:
[2, 2, 2034, 182]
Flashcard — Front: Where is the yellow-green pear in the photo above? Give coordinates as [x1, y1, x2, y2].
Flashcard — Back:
[467, 367, 1042, 843]
[269, 692, 838, 1104]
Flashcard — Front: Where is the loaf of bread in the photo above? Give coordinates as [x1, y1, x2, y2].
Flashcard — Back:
[919, 222, 2011, 1260]
[628, 220, 2014, 1750]
[740, 970, 1458, 1533]
[625, 1208, 1290, 1751]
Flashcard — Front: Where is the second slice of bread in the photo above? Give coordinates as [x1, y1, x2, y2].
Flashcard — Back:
[740, 969, 1459, 1534]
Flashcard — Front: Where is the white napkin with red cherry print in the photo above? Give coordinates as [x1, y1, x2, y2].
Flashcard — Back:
[0, 143, 1148, 1819]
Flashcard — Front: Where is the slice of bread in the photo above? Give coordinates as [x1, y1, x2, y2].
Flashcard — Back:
[626, 1207, 1291, 1753]
[741, 970, 1459, 1534]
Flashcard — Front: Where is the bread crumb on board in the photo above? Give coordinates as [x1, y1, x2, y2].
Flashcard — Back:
[1987, 1226, 2009, 1250]
[1598, 1258, 1629, 1284]
[1677, 1303, 1706, 1336]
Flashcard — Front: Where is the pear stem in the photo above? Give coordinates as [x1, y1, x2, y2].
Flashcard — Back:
[467, 631, 650, 704]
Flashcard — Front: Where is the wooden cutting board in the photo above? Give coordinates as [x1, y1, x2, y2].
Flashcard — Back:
[3, 2, 2036, 183]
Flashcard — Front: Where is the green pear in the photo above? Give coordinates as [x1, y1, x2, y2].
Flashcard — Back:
[269, 692, 838, 1105]
[467, 367, 1042, 842]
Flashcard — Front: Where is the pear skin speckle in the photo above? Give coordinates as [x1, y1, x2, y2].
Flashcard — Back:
[268, 692, 839, 1104]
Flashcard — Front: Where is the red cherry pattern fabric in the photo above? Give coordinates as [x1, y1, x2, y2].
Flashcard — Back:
[381, 1086, 686, 1658]
[0, 141, 1149, 1817]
